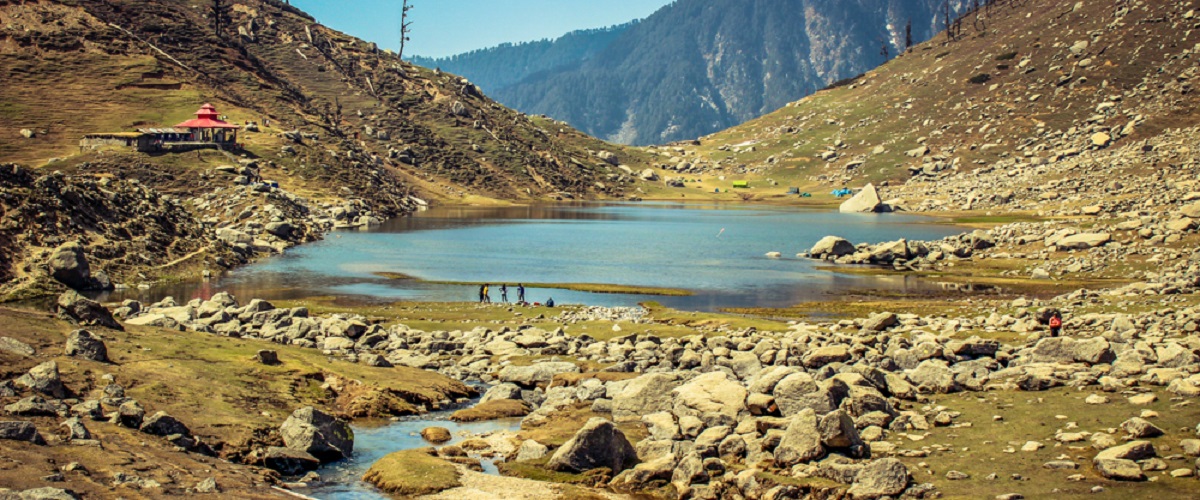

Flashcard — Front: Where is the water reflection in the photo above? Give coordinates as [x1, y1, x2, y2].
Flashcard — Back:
[97, 203, 966, 311]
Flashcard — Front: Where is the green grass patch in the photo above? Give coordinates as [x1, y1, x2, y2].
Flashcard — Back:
[363, 449, 462, 496]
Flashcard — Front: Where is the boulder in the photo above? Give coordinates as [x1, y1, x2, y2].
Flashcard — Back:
[497, 362, 579, 388]
[810, 236, 856, 257]
[56, 291, 122, 330]
[420, 427, 452, 443]
[672, 372, 748, 422]
[612, 373, 684, 422]
[47, 242, 110, 291]
[839, 184, 883, 213]
[0, 337, 35, 357]
[516, 439, 549, 461]
[140, 412, 191, 437]
[116, 400, 145, 428]
[546, 418, 637, 474]
[280, 407, 354, 462]
[479, 383, 524, 404]
[861, 313, 899, 332]
[1120, 418, 1163, 439]
[1055, 233, 1111, 250]
[17, 361, 65, 399]
[60, 417, 90, 440]
[64, 330, 108, 362]
[774, 408, 824, 467]
[0, 421, 46, 445]
[818, 409, 864, 453]
[256, 350, 280, 365]
[262, 446, 321, 475]
[907, 360, 957, 394]
[7, 487, 79, 500]
[848, 458, 911, 499]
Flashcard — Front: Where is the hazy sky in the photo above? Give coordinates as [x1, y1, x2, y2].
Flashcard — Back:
[290, 0, 674, 58]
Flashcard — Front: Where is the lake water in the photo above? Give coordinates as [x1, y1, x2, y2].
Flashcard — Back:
[107, 202, 963, 311]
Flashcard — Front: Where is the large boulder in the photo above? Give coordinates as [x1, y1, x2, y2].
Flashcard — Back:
[847, 458, 911, 499]
[47, 242, 111, 291]
[56, 291, 122, 331]
[1055, 233, 1111, 250]
[774, 408, 824, 467]
[907, 360, 957, 394]
[479, 383, 524, 404]
[672, 372, 748, 422]
[64, 330, 108, 362]
[0, 421, 46, 445]
[497, 362, 579, 388]
[546, 417, 637, 474]
[262, 447, 321, 475]
[774, 372, 839, 416]
[839, 184, 883, 213]
[280, 407, 354, 462]
[810, 236, 856, 258]
[17, 361, 65, 399]
[612, 373, 684, 422]
[1093, 441, 1155, 481]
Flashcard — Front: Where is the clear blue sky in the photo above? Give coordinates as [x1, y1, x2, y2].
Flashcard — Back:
[290, 0, 674, 58]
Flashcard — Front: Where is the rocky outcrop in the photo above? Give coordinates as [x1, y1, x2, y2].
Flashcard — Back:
[0, 421, 47, 445]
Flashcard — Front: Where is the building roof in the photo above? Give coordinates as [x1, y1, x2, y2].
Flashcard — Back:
[175, 103, 239, 129]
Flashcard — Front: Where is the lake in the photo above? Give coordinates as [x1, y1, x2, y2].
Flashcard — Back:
[108, 202, 964, 311]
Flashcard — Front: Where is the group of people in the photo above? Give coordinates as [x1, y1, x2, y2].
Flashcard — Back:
[477, 283, 553, 307]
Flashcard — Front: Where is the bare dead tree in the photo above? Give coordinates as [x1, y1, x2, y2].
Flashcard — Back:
[905, 20, 913, 50]
[943, 0, 954, 42]
[211, 0, 231, 38]
[399, 0, 414, 60]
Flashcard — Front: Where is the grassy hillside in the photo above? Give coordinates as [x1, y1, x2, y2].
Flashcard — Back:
[0, 0, 650, 203]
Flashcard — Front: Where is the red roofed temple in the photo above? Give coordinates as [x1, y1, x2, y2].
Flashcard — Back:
[175, 103, 240, 145]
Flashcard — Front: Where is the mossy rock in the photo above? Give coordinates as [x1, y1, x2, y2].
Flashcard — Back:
[450, 399, 531, 422]
[362, 449, 461, 496]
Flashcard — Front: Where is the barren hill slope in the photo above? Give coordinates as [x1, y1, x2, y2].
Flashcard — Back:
[667, 0, 1197, 206]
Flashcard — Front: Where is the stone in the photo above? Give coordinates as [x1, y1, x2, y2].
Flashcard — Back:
[1094, 441, 1155, 481]
[546, 418, 637, 474]
[497, 362, 579, 388]
[1091, 132, 1112, 147]
[56, 291, 122, 330]
[0, 421, 46, 445]
[643, 412, 681, 441]
[907, 360, 957, 394]
[861, 313, 899, 332]
[479, 383, 523, 404]
[47, 242, 108, 291]
[672, 371, 748, 421]
[256, 350, 280, 365]
[194, 477, 219, 494]
[839, 184, 883, 213]
[9, 487, 79, 500]
[774, 408, 824, 467]
[847, 458, 911, 499]
[805, 345, 851, 367]
[5, 396, 60, 416]
[819, 409, 864, 452]
[612, 373, 684, 422]
[516, 439, 548, 461]
[262, 446, 321, 475]
[810, 236, 856, 257]
[60, 417, 90, 440]
[420, 426, 451, 443]
[0, 337, 35, 357]
[17, 361, 65, 399]
[140, 412, 190, 437]
[117, 400, 145, 428]
[280, 407, 355, 462]
[1055, 233, 1111, 250]
[63, 330, 108, 362]
[1120, 418, 1163, 439]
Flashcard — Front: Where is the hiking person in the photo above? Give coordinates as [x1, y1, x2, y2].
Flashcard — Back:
[478, 284, 486, 303]
[517, 284, 525, 303]
[482, 284, 491, 303]
[546, 297, 555, 307]
[1049, 311, 1063, 337]
[500, 284, 508, 303]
